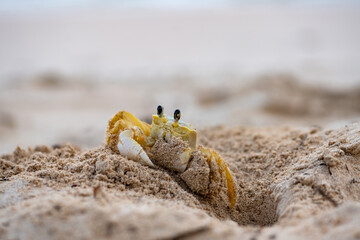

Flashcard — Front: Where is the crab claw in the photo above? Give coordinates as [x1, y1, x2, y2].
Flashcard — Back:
[150, 137, 192, 172]
[118, 129, 156, 168]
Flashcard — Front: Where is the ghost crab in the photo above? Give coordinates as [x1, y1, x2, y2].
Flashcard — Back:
[105, 106, 237, 208]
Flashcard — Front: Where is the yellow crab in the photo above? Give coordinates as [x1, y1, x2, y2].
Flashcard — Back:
[105, 106, 237, 208]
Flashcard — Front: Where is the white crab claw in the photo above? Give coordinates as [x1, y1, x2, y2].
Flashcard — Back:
[118, 129, 156, 168]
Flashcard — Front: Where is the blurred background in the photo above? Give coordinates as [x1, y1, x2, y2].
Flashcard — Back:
[1, 0, 360, 153]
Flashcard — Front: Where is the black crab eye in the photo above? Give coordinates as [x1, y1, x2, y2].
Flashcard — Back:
[174, 109, 181, 122]
[157, 105, 164, 117]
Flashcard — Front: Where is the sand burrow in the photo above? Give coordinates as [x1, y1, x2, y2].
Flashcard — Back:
[198, 123, 360, 226]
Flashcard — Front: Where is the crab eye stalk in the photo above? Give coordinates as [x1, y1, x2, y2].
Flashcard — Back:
[157, 105, 164, 117]
[174, 109, 181, 122]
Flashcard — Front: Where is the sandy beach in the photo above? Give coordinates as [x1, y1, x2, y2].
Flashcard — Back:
[1, 4, 360, 240]
[1, 122, 360, 239]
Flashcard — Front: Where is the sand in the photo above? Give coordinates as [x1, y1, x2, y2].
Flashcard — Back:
[1, 121, 360, 239]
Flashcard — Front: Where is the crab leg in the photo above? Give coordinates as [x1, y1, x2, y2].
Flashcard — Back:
[199, 147, 237, 209]
[118, 129, 156, 168]
[106, 111, 151, 151]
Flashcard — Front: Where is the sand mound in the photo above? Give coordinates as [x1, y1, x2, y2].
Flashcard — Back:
[1, 123, 360, 239]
